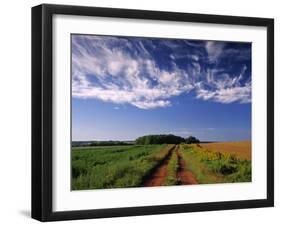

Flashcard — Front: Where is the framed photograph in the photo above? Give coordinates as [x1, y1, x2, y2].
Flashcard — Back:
[32, 4, 274, 221]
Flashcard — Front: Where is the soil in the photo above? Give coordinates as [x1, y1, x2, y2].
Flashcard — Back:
[142, 145, 175, 187]
[142, 145, 197, 187]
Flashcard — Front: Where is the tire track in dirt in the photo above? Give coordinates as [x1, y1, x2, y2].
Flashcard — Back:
[142, 145, 176, 187]
[176, 148, 198, 185]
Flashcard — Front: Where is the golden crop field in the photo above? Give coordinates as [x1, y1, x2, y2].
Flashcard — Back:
[199, 141, 251, 160]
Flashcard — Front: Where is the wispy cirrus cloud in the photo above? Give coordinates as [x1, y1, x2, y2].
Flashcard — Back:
[205, 41, 225, 63]
[72, 35, 251, 109]
[195, 63, 251, 104]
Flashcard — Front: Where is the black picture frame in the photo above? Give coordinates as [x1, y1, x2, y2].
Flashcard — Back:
[32, 4, 274, 222]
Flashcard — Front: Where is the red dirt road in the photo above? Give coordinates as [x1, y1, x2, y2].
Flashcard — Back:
[142, 145, 197, 187]
[142, 145, 175, 187]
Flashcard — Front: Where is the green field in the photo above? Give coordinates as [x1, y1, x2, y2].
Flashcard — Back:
[72, 144, 172, 190]
[72, 142, 251, 190]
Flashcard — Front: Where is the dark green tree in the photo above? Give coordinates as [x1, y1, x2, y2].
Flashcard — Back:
[185, 136, 200, 144]
[135, 134, 185, 145]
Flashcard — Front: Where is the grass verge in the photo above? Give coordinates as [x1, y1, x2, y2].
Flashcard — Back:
[163, 149, 179, 186]
[180, 144, 251, 184]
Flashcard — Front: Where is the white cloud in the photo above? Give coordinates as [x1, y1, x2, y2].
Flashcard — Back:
[205, 41, 225, 62]
[190, 54, 200, 61]
[72, 36, 193, 109]
[196, 82, 251, 104]
[72, 35, 251, 109]
[133, 100, 171, 109]
[195, 64, 251, 104]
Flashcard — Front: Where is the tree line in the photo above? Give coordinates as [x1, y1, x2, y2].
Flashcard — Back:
[135, 134, 200, 145]
[72, 135, 200, 147]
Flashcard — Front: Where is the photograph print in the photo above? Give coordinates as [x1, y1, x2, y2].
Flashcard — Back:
[71, 34, 252, 190]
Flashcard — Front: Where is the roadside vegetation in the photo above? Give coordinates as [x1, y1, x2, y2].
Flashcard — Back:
[180, 144, 251, 184]
[163, 150, 179, 186]
[72, 144, 173, 190]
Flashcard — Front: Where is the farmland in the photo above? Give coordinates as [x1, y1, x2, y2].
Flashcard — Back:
[72, 144, 172, 190]
[199, 141, 251, 160]
[72, 141, 251, 190]
[180, 143, 251, 183]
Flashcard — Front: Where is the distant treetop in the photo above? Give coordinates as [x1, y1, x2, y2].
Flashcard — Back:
[135, 134, 185, 145]
[185, 136, 200, 144]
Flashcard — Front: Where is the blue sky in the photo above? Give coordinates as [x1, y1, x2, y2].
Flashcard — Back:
[72, 35, 251, 141]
